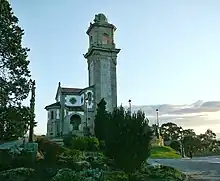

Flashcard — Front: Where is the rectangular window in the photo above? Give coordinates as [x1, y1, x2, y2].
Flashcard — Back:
[57, 110, 60, 119]
[56, 123, 60, 136]
[51, 111, 54, 119]
[50, 124, 53, 132]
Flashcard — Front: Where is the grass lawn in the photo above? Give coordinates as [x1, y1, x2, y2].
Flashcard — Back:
[150, 146, 181, 159]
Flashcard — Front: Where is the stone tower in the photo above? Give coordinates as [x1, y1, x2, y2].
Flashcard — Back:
[84, 13, 120, 112]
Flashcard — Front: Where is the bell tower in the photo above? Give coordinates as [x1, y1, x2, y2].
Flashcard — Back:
[84, 13, 120, 112]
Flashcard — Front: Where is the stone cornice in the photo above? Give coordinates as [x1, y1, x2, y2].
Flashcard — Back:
[84, 46, 120, 59]
[86, 22, 116, 35]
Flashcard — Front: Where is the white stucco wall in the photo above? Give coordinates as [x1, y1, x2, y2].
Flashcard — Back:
[85, 90, 94, 109]
[46, 108, 60, 137]
[65, 95, 84, 107]
[63, 111, 84, 135]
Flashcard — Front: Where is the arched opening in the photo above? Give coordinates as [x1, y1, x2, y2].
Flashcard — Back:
[70, 114, 81, 130]
[103, 33, 110, 44]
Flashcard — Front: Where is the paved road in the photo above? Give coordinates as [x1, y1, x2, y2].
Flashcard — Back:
[148, 156, 220, 180]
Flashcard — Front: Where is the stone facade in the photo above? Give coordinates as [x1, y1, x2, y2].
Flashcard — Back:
[45, 13, 120, 138]
[84, 13, 120, 113]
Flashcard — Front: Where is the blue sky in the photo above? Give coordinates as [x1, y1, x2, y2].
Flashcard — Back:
[10, 0, 220, 134]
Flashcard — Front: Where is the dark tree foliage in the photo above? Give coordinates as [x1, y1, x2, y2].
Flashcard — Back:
[104, 106, 153, 173]
[160, 122, 182, 141]
[28, 80, 37, 142]
[0, 106, 31, 140]
[0, 0, 31, 106]
[0, 0, 32, 140]
[94, 98, 109, 141]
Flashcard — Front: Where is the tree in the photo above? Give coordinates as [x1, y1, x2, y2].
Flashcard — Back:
[94, 98, 109, 141]
[0, 0, 32, 140]
[0, 0, 31, 106]
[0, 106, 31, 140]
[170, 140, 181, 152]
[28, 80, 37, 142]
[204, 129, 216, 140]
[160, 122, 181, 141]
[104, 106, 153, 173]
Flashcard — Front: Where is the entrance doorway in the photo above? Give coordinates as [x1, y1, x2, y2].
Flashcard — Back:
[70, 114, 81, 130]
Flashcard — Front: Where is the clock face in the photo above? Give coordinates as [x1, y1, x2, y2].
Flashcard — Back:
[69, 97, 77, 105]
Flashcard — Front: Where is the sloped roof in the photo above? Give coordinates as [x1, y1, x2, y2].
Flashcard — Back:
[61, 87, 82, 93]
[45, 102, 61, 110]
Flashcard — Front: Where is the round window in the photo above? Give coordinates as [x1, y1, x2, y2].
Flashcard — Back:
[69, 97, 77, 104]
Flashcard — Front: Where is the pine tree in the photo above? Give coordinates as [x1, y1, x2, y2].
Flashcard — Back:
[94, 98, 109, 141]
[105, 106, 153, 173]
[0, 0, 32, 140]
[0, 0, 31, 106]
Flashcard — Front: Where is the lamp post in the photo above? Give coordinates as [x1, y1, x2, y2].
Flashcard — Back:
[85, 97, 88, 128]
[180, 127, 185, 158]
[156, 109, 160, 138]
[128, 99, 131, 116]
[84, 97, 89, 136]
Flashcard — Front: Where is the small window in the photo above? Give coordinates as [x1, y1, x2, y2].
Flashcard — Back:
[56, 124, 59, 132]
[51, 111, 54, 119]
[90, 36, 93, 43]
[103, 33, 110, 44]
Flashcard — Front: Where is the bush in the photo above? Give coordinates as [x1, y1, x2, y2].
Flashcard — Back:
[86, 137, 99, 151]
[63, 134, 74, 148]
[0, 149, 13, 171]
[0, 149, 35, 170]
[103, 105, 153, 173]
[71, 137, 100, 151]
[0, 167, 37, 181]
[51, 168, 82, 181]
[55, 149, 84, 170]
[102, 171, 129, 181]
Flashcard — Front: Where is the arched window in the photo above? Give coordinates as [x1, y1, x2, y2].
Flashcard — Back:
[103, 33, 110, 44]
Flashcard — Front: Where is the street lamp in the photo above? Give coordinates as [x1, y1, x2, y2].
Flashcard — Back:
[156, 109, 160, 138]
[128, 99, 131, 115]
[180, 127, 185, 158]
[84, 97, 89, 136]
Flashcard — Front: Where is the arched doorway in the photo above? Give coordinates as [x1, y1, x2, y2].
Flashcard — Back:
[70, 114, 81, 131]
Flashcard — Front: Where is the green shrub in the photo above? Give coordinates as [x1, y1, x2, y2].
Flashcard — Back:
[0, 149, 35, 170]
[86, 137, 99, 151]
[63, 134, 78, 148]
[102, 171, 129, 181]
[0, 167, 37, 181]
[56, 149, 84, 170]
[71, 136, 100, 151]
[129, 171, 149, 181]
[72, 137, 88, 151]
[0, 149, 13, 171]
[51, 168, 82, 181]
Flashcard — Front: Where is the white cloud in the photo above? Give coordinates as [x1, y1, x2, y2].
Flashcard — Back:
[130, 101, 220, 137]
